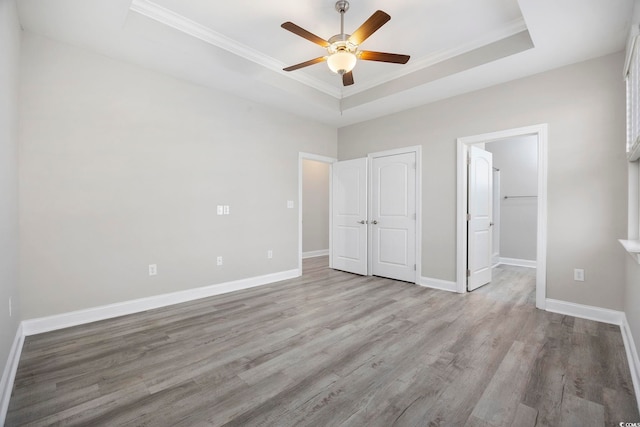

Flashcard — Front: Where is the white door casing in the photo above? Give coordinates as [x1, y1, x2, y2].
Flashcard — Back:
[492, 169, 501, 267]
[370, 152, 417, 283]
[331, 158, 368, 275]
[468, 146, 493, 291]
[456, 124, 548, 310]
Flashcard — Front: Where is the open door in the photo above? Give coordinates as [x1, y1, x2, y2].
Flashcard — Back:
[331, 158, 368, 275]
[468, 146, 493, 291]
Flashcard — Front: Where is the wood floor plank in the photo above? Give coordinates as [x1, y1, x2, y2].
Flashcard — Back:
[469, 340, 538, 426]
[603, 386, 640, 427]
[510, 403, 538, 427]
[559, 393, 605, 427]
[6, 257, 639, 426]
[520, 312, 573, 427]
[13, 383, 149, 426]
[335, 352, 456, 427]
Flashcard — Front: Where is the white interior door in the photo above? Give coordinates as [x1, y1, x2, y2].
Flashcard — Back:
[331, 158, 368, 275]
[468, 146, 493, 291]
[371, 152, 416, 283]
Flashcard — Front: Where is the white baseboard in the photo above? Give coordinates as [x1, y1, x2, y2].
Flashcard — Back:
[4, 275, 639, 419]
[621, 314, 640, 415]
[545, 298, 624, 325]
[419, 276, 457, 293]
[0, 323, 24, 426]
[22, 269, 300, 336]
[498, 257, 537, 268]
[2, 269, 300, 421]
[302, 249, 329, 259]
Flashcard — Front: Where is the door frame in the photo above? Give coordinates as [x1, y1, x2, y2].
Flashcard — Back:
[492, 168, 501, 267]
[456, 124, 548, 309]
[368, 146, 423, 284]
[298, 152, 337, 276]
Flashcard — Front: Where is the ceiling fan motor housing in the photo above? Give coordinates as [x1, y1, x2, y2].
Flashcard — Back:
[328, 35, 357, 53]
[335, 0, 349, 13]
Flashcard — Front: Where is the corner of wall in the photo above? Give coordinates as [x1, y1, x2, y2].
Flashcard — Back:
[0, 323, 24, 426]
[0, 0, 23, 422]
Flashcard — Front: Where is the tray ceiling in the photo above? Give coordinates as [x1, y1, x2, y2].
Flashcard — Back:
[16, 0, 634, 127]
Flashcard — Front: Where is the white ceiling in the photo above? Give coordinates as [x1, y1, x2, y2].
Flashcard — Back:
[16, 0, 634, 127]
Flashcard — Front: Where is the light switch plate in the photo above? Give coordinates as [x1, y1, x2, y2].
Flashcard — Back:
[287, 200, 294, 209]
[217, 205, 223, 215]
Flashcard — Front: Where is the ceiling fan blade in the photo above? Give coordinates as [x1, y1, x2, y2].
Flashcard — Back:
[359, 51, 410, 64]
[283, 56, 327, 72]
[348, 11, 390, 46]
[342, 71, 354, 86]
[281, 22, 330, 48]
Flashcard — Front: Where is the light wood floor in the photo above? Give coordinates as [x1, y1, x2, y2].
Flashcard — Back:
[6, 257, 639, 426]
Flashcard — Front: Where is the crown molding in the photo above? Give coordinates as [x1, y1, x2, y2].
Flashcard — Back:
[341, 17, 529, 97]
[129, 0, 342, 98]
[129, 0, 528, 102]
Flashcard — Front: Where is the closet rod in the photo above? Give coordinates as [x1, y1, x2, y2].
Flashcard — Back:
[503, 195, 537, 199]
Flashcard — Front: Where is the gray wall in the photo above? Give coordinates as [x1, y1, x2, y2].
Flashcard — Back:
[19, 33, 337, 319]
[487, 136, 538, 261]
[0, 0, 21, 380]
[339, 52, 627, 310]
[302, 159, 330, 254]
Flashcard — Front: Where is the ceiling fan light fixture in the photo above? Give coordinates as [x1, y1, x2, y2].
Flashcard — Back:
[327, 50, 357, 75]
[281, 1, 409, 86]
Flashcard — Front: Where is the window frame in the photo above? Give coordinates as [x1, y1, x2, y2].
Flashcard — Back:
[622, 25, 640, 261]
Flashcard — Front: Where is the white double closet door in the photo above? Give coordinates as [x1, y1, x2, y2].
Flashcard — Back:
[331, 152, 417, 283]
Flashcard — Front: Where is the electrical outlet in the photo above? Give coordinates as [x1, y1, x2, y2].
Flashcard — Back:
[149, 264, 157, 276]
[267, 250, 273, 259]
[9, 297, 12, 317]
[217, 256, 223, 266]
[574, 268, 584, 282]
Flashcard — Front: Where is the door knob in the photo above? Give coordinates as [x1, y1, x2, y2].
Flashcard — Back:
[371, 220, 378, 225]
[357, 220, 366, 224]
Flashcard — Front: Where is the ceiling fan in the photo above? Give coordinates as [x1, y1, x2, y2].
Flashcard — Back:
[281, 0, 410, 87]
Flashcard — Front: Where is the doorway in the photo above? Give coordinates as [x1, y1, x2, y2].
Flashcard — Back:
[298, 153, 337, 275]
[487, 136, 539, 269]
[302, 159, 331, 259]
[456, 125, 548, 309]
